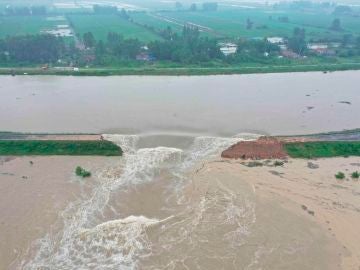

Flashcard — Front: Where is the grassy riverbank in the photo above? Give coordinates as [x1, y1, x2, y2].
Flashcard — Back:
[0, 140, 122, 156]
[2, 62, 360, 76]
[284, 141, 360, 158]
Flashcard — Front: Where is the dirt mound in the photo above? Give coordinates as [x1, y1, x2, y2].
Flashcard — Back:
[221, 137, 288, 160]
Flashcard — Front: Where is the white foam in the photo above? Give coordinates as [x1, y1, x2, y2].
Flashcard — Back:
[23, 133, 260, 269]
[103, 134, 139, 154]
[23, 135, 183, 269]
[182, 134, 258, 169]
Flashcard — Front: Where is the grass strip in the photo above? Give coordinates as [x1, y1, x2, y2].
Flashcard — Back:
[284, 141, 360, 158]
[0, 140, 122, 156]
[2, 62, 360, 76]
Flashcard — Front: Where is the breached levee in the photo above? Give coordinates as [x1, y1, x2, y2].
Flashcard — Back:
[21, 133, 254, 269]
[20, 133, 339, 270]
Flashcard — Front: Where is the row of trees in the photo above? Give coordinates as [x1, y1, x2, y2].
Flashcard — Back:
[84, 26, 221, 64]
[287, 26, 360, 56]
[0, 35, 64, 63]
[0, 29, 209, 65]
[288, 27, 307, 55]
[175, 2, 218, 12]
[2, 26, 360, 65]
[94, 33, 142, 63]
[148, 26, 221, 63]
[4, 5, 46, 16]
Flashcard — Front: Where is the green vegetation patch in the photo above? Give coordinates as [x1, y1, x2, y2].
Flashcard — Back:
[335, 171, 345, 179]
[284, 141, 360, 158]
[0, 140, 122, 156]
[351, 171, 360, 179]
[0, 16, 68, 38]
[158, 8, 360, 40]
[68, 14, 161, 42]
[131, 12, 182, 31]
[75, 166, 91, 178]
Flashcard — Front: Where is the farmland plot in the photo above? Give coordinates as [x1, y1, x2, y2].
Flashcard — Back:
[68, 14, 161, 42]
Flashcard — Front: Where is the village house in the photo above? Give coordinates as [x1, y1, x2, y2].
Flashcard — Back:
[308, 43, 336, 56]
[219, 42, 237, 56]
[136, 46, 155, 61]
[308, 43, 328, 50]
[267, 37, 285, 44]
[136, 52, 155, 61]
[280, 50, 301, 59]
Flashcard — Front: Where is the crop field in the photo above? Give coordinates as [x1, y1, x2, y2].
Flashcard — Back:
[155, 8, 360, 39]
[0, 15, 70, 38]
[67, 14, 161, 42]
[124, 0, 175, 10]
[129, 12, 217, 38]
[1, 2, 359, 42]
[53, 0, 170, 12]
[284, 11, 360, 33]
[130, 12, 184, 33]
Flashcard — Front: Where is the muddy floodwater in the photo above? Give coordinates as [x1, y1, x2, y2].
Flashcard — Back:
[1, 71, 360, 135]
[1, 71, 360, 269]
[1, 134, 345, 270]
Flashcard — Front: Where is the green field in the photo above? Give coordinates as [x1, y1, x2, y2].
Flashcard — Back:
[68, 14, 162, 42]
[130, 12, 184, 33]
[1, 4, 359, 42]
[284, 141, 360, 158]
[0, 15, 68, 38]
[155, 8, 360, 39]
[0, 140, 123, 156]
[2, 59, 360, 76]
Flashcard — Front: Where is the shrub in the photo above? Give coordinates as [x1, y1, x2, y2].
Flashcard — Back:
[274, 160, 284, 167]
[307, 210, 315, 216]
[351, 171, 360, 179]
[246, 161, 263, 167]
[75, 166, 91, 178]
[335, 171, 345, 179]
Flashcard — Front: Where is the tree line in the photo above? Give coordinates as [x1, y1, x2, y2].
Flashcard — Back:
[0, 35, 64, 63]
[1, 25, 360, 66]
[80, 26, 223, 65]
[3, 5, 47, 16]
[175, 2, 218, 11]
[147, 26, 221, 63]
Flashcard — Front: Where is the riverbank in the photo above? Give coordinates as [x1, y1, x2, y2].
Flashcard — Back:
[2, 131, 360, 158]
[0, 132, 123, 156]
[221, 135, 360, 160]
[0, 139, 122, 157]
[2, 62, 360, 76]
[0, 132, 102, 141]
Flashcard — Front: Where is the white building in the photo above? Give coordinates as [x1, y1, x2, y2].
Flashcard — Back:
[219, 43, 237, 56]
[308, 43, 328, 50]
[267, 37, 285, 44]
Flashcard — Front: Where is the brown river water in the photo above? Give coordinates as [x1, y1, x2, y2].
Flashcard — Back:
[1, 71, 359, 269]
[1, 71, 360, 135]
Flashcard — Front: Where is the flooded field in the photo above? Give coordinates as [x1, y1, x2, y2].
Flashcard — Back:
[2, 133, 345, 270]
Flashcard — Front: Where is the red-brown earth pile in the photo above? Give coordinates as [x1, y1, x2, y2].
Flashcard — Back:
[221, 137, 288, 160]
